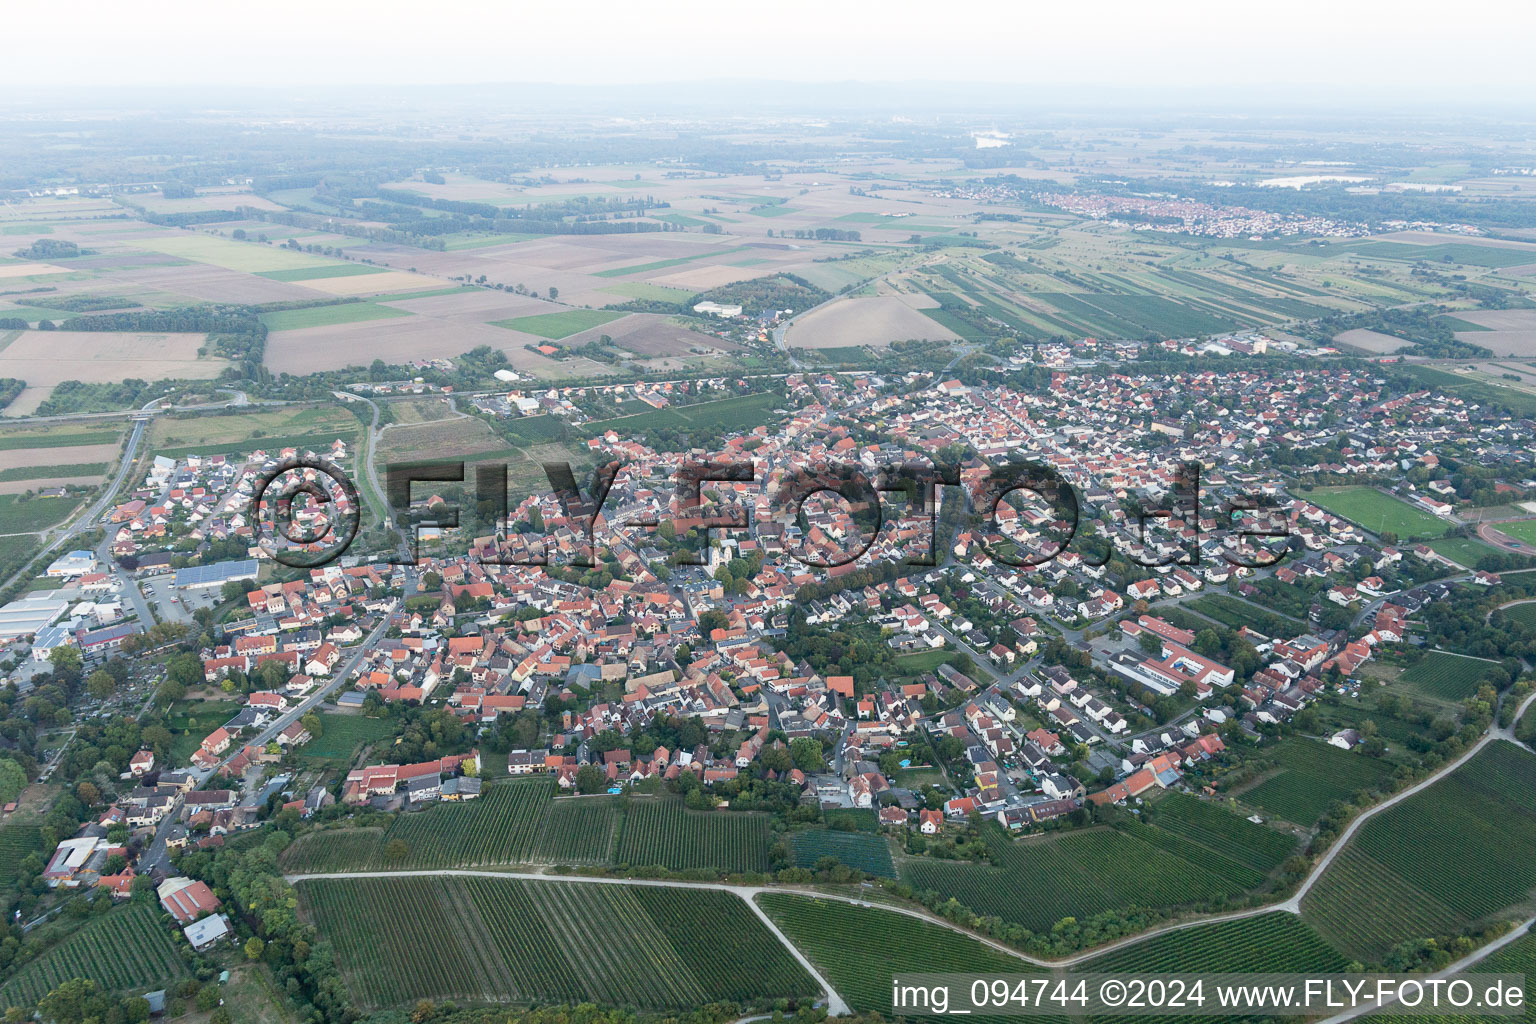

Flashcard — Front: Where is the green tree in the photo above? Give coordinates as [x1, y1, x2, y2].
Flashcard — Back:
[575, 764, 605, 794]
[244, 937, 265, 961]
[86, 669, 116, 700]
[49, 645, 83, 674]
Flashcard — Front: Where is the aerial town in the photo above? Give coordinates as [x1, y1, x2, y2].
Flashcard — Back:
[2, 53, 1536, 1024]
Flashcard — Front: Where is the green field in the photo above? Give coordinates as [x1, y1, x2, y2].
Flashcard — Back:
[1367, 929, 1536, 1024]
[0, 817, 42, 889]
[1305, 486, 1451, 539]
[1504, 603, 1536, 629]
[0, 903, 188, 1008]
[591, 245, 753, 278]
[256, 264, 388, 282]
[1145, 793, 1298, 874]
[1185, 595, 1304, 637]
[0, 493, 83, 532]
[281, 778, 619, 871]
[601, 281, 695, 303]
[0, 462, 107, 483]
[1301, 740, 1536, 962]
[294, 713, 396, 763]
[822, 807, 879, 831]
[1083, 911, 1348, 973]
[259, 303, 410, 331]
[1498, 520, 1536, 546]
[759, 892, 1038, 1020]
[1397, 365, 1536, 419]
[299, 875, 816, 1011]
[1398, 650, 1500, 702]
[136, 234, 343, 273]
[491, 309, 625, 339]
[790, 829, 896, 877]
[1236, 737, 1394, 826]
[1427, 535, 1503, 568]
[584, 391, 781, 438]
[615, 798, 771, 874]
[900, 824, 1248, 933]
[0, 428, 121, 452]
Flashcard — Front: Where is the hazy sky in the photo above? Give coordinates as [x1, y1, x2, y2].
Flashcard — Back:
[7, 0, 1534, 101]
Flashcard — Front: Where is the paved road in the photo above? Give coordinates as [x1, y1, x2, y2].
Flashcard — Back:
[139, 606, 401, 874]
[0, 416, 147, 595]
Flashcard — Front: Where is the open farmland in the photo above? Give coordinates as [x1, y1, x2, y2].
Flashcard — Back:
[259, 303, 410, 331]
[1084, 912, 1348, 973]
[788, 294, 959, 349]
[584, 390, 781, 437]
[1398, 650, 1501, 702]
[0, 330, 223, 415]
[900, 823, 1248, 933]
[375, 415, 504, 463]
[1301, 741, 1536, 962]
[298, 875, 815, 1011]
[1365, 928, 1536, 1024]
[790, 829, 896, 877]
[491, 308, 625, 339]
[280, 780, 620, 871]
[1448, 309, 1536, 356]
[149, 405, 359, 456]
[1236, 737, 1394, 826]
[615, 798, 772, 874]
[1304, 485, 1451, 539]
[0, 903, 188, 1009]
[0, 817, 42, 889]
[759, 893, 1041, 1021]
[0, 493, 86, 532]
[283, 778, 568, 871]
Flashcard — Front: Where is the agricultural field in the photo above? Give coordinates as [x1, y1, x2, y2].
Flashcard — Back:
[584, 390, 782, 438]
[759, 892, 1040, 1021]
[1143, 793, 1298, 876]
[1304, 486, 1452, 539]
[1083, 912, 1348, 974]
[1236, 737, 1394, 826]
[298, 875, 815, 1011]
[533, 796, 621, 864]
[1503, 602, 1536, 629]
[148, 405, 359, 457]
[1301, 740, 1536, 962]
[0, 493, 83, 532]
[1367, 928, 1536, 1024]
[375, 415, 504, 464]
[790, 829, 896, 877]
[0, 330, 224, 415]
[283, 778, 558, 871]
[0, 817, 42, 889]
[491, 309, 625, 339]
[900, 824, 1248, 933]
[1398, 650, 1500, 702]
[0, 903, 189, 1008]
[259, 302, 410, 331]
[614, 798, 772, 874]
[788, 295, 958, 349]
